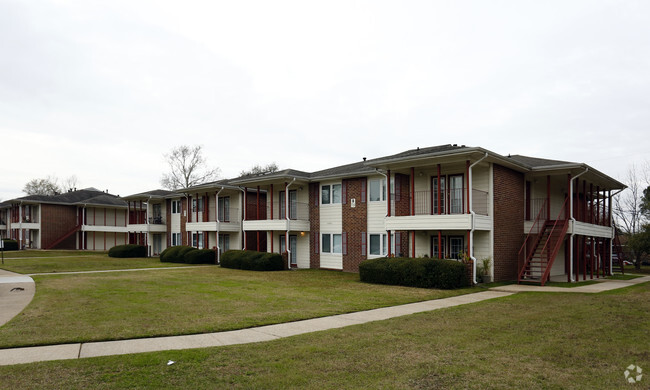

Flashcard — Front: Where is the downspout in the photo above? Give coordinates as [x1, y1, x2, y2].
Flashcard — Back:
[469, 152, 488, 285]
[285, 178, 296, 269]
[215, 187, 224, 263]
[238, 187, 247, 250]
[375, 169, 389, 254]
[608, 188, 624, 275]
[569, 167, 589, 282]
[18, 201, 23, 249]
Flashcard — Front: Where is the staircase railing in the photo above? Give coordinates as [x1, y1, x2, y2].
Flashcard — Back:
[518, 199, 548, 279]
[612, 227, 626, 274]
[45, 224, 81, 249]
[538, 198, 570, 285]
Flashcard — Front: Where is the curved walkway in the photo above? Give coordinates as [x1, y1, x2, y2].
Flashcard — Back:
[0, 274, 647, 367]
[0, 270, 35, 328]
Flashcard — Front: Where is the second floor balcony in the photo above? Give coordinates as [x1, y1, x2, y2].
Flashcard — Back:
[243, 201, 310, 232]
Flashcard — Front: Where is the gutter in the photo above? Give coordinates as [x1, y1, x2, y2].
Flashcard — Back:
[569, 167, 589, 282]
[468, 152, 488, 285]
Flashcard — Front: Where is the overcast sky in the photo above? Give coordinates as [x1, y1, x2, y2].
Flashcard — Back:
[1, 0, 648, 200]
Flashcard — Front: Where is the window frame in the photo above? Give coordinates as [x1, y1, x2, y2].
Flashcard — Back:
[171, 200, 181, 214]
[321, 233, 342, 254]
[368, 178, 386, 202]
[321, 184, 342, 205]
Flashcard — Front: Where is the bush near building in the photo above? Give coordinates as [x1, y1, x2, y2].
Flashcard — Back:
[107, 244, 147, 258]
[220, 250, 284, 271]
[1, 239, 19, 251]
[159, 246, 216, 264]
[359, 257, 470, 289]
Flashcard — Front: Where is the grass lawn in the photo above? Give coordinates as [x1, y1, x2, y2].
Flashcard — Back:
[624, 264, 650, 275]
[0, 267, 477, 348]
[0, 251, 191, 274]
[1, 283, 647, 389]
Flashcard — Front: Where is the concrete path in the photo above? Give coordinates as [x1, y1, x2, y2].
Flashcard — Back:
[0, 290, 513, 366]
[0, 273, 647, 367]
[0, 269, 35, 328]
[491, 275, 650, 293]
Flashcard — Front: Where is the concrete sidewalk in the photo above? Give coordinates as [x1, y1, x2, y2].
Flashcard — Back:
[0, 269, 35, 328]
[490, 275, 650, 293]
[0, 290, 513, 366]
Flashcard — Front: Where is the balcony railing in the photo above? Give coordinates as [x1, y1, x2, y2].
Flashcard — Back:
[246, 202, 309, 221]
[390, 189, 489, 216]
[149, 216, 166, 225]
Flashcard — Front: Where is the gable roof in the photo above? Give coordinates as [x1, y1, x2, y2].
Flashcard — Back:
[1, 188, 127, 208]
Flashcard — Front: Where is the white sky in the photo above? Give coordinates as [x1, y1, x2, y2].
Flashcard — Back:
[1, 0, 649, 200]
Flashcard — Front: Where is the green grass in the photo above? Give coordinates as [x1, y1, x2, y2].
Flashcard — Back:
[0, 268, 477, 348]
[0, 251, 190, 274]
[624, 264, 650, 274]
[608, 274, 642, 280]
[1, 283, 647, 389]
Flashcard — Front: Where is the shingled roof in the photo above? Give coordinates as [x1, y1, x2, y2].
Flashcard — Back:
[1, 188, 127, 208]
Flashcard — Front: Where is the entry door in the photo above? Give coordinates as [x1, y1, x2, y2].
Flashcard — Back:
[153, 234, 162, 255]
[280, 235, 298, 266]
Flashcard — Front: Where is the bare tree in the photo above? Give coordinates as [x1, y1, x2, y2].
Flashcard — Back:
[613, 163, 650, 269]
[23, 176, 62, 196]
[61, 175, 78, 193]
[160, 145, 221, 190]
[239, 162, 279, 177]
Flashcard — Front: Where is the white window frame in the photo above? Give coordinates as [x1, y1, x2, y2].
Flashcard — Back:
[171, 200, 181, 214]
[368, 233, 391, 257]
[321, 184, 342, 205]
[192, 232, 204, 249]
[192, 198, 204, 212]
[321, 233, 342, 254]
[368, 178, 386, 202]
[171, 232, 181, 246]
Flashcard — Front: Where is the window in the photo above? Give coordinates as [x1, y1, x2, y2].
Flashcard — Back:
[171, 200, 181, 214]
[449, 175, 464, 214]
[171, 232, 181, 246]
[280, 190, 298, 218]
[432, 236, 446, 259]
[369, 234, 390, 256]
[369, 179, 386, 202]
[321, 233, 342, 254]
[218, 234, 230, 253]
[432, 177, 446, 214]
[449, 236, 464, 259]
[192, 198, 204, 212]
[192, 232, 204, 249]
[218, 197, 230, 222]
[321, 184, 342, 204]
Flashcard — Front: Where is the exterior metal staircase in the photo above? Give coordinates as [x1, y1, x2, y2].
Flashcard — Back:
[44, 224, 81, 249]
[518, 198, 569, 286]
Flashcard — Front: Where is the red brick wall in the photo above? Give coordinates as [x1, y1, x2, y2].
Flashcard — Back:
[393, 173, 411, 217]
[41, 204, 78, 249]
[309, 182, 320, 268]
[493, 164, 525, 281]
[342, 178, 368, 272]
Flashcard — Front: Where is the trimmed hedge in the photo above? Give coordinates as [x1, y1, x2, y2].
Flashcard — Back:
[359, 257, 470, 289]
[108, 244, 147, 258]
[220, 250, 284, 271]
[159, 246, 216, 264]
[1, 239, 19, 251]
[185, 249, 216, 264]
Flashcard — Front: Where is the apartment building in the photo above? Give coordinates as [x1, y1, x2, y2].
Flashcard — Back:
[0, 188, 128, 250]
[1, 145, 624, 285]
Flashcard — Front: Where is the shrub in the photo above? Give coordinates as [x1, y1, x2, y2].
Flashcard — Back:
[1, 239, 19, 251]
[359, 257, 469, 289]
[184, 249, 216, 264]
[160, 245, 196, 263]
[108, 244, 147, 258]
[220, 250, 284, 271]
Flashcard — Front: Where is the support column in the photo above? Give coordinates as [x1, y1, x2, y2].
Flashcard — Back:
[411, 231, 415, 257]
[387, 170, 391, 217]
[466, 161, 471, 214]
[438, 231, 442, 258]
[410, 167, 415, 216]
